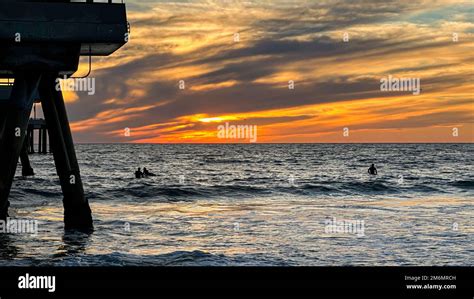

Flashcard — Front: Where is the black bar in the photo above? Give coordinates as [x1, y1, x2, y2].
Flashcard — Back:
[0, 267, 471, 298]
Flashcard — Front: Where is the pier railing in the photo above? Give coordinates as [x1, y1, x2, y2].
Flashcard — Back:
[0, 79, 13, 101]
[0, 79, 13, 86]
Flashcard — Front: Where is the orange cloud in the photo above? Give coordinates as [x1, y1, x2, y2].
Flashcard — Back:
[65, 0, 473, 143]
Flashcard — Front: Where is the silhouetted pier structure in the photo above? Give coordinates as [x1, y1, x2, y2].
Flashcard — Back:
[0, 0, 129, 231]
[1, 87, 48, 175]
[27, 119, 48, 154]
[20, 115, 49, 177]
[27, 104, 49, 154]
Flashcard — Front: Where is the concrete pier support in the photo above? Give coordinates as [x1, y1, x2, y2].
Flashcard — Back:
[28, 129, 34, 154]
[38, 128, 43, 154]
[20, 142, 34, 177]
[0, 104, 6, 144]
[0, 73, 42, 220]
[41, 127, 48, 154]
[39, 74, 93, 232]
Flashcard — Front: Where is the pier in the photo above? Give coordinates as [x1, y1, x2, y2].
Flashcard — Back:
[0, 0, 129, 231]
[21, 111, 49, 177]
[27, 118, 49, 155]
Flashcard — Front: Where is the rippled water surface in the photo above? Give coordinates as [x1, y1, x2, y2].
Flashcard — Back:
[1, 144, 473, 266]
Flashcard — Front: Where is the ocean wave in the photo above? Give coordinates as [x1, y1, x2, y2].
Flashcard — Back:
[108, 185, 206, 201]
[0, 250, 292, 267]
[112, 184, 273, 200]
[12, 179, 460, 204]
[18, 188, 59, 198]
[451, 180, 474, 190]
[276, 184, 337, 195]
[409, 184, 442, 193]
[203, 158, 256, 164]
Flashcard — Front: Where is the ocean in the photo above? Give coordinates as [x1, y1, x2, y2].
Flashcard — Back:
[1, 143, 473, 266]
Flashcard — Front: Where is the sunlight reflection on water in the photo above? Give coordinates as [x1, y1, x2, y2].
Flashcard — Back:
[2, 144, 473, 266]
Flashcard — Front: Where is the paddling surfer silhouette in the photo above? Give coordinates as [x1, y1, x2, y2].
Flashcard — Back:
[368, 164, 378, 175]
[135, 167, 144, 179]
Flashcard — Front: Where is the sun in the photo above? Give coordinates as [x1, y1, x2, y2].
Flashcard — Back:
[198, 116, 239, 123]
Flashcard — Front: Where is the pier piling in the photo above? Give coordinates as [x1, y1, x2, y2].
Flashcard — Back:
[0, 73, 42, 220]
[20, 142, 34, 177]
[39, 75, 93, 231]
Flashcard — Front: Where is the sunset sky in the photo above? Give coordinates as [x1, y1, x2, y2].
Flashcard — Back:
[61, 0, 473, 143]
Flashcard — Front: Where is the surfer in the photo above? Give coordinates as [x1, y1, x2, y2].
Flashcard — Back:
[135, 167, 144, 179]
[368, 164, 378, 175]
[143, 167, 156, 177]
